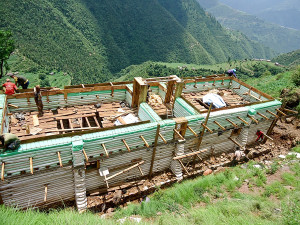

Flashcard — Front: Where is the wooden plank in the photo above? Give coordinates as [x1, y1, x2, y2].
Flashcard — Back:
[122, 139, 131, 152]
[173, 149, 207, 160]
[82, 148, 89, 162]
[93, 116, 101, 127]
[59, 119, 65, 134]
[174, 81, 184, 99]
[68, 119, 74, 132]
[1, 162, 4, 181]
[214, 121, 226, 131]
[85, 117, 91, 127]
[32, 115, 39, 127]
[164, 80, 176, 104]
[105, 161, 145, 181]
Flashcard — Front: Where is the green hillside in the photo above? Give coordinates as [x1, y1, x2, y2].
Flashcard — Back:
[273, 49, 300, 68]
[197, 0, 300, 53]
[1, 0, 274, 84]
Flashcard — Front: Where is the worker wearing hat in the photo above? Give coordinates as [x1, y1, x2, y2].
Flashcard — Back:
[10, 74, 29, 89]
[227, 69, 237, 78]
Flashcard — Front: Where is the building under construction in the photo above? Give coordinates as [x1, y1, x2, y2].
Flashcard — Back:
[0, 75, 290, 211]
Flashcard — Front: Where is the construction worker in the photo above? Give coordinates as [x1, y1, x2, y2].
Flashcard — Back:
[0, 133, 20, 152]
[2, 78, 18, 95]
[227, 69, 237, 78]
[34, 85, 43, 117]
[10, 74, 30, 89]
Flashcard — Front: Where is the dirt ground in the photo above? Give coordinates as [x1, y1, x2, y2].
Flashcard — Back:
[85, 116, 299, 214]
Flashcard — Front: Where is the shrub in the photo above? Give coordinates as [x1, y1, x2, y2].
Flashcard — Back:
[291, 65, 300, 86]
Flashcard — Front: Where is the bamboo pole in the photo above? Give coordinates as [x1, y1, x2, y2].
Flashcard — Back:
[228, 137, 243, 149]
[158, 132, 167, 144]
[189, 148, 203, 161]
[139, 135, 150, 147]
[237, 116, 249, 125]
[214, 121, 226, 130]
[44, 185, 48, 202]
[137, 166, 144, 176]
[247, 115, 259, 124]
[187, 125, 198, 137]
[1, 162, 4, 181]
[202, 124, 213, 134]
[173, 149, 208, 160]
[122, 139, 131, 152]
[282, 108, 298, 114]
[266, 110, 279, 118]
[82, 148, 89, 162]
[226, 118, 238, 128]
[149, 125, 160, 177]
[276, 109, 287, 116]
[57, 152, 63, 167]
[105, 161, 145, 181]
[197, 104, 213, 150]
[101, 143, 109, 157]
[173, 129, 185, 140]
[29, 157, 33, 174]
[257, 112, 269, 120]
[177, 158, 190, 175]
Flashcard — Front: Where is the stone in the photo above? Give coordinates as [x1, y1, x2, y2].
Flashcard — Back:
[278, 155, 286, 159]
[106, 208, 114, 214]
[203, 169, 213, 176]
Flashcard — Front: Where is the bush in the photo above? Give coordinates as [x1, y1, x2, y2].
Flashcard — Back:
[291, 65, 300, 86]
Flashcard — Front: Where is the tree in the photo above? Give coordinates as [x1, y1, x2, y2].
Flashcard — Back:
[0, 30, 15, 78]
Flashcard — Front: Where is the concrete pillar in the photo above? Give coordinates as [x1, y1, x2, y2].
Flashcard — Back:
[72, 136, 87, 212]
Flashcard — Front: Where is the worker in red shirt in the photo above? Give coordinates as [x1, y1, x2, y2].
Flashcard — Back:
[2, 78, 18, 95]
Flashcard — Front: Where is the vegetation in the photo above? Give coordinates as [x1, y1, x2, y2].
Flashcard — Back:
[1, 0, 274, 84]
[197, 0, 300, 53]
[0, 30, 15, 78]
[273, 50, 300, 68]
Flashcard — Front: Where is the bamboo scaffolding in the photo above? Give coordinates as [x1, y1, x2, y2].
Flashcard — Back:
[247, 115, 259, 124]
[276, 109, 287, 116]
[196, 104, 213, 151]
[173, 149, 208, 160]
[57, 152, 63, 167]
[1, 162, 4, 181]
[228, 137, 243, 149]
[82, 148, 89, 162]
[266, 110, 279, 118]
[122, 139, 131, 152]
[105, 161, 145, 181]
[177, 158, 190, 175]
[214, 121, 226, 130]
[282, 108, 298, 114]
[139, 135, 150, 147]
[158, 132, 167, 144]
[226, 118, 238, 128]
[257, 112, 269, 120]
[237, 116, 249, 125]
[29, 157, 33, 174]
[187, 125, 198, 137]
[101, 143, 109, 157]
[44, 185, 48, 202]
[173, 129, 185, 140]
[202, 124, 213, 134]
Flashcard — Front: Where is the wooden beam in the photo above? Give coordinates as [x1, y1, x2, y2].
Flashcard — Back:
[105, 161, 145, 181]
[257, 112, 269, 120]
[262, 132, 273, 141]
[187, 125, 198, 137]
[29, 157, 33, 174]
[149, 125, 160, 177]
[68, 119, 74, 131]
[59, 120, 65, 134]
[137, 166, 144, 176]
[173, 129, 185, 140]
[158, 132, 167, 144]
[276, 109, 287, 116]
[228, 137, 243, 149]
[197, 104, 213, 150]
[101, 143, 109, 157]
[173, 149, 208, 160]
[214, 121, 226, 130]
[1, 162, 4, 181]
[282, 108, 298, 114]
[174, 81, 184, 99]
[8, 103, 19, 108]
[139, 135, 150, 148]
[82, 148, 89, 162]
[177, 158, 190, 175]
[164, 80, 176, 104]
[122, 139, 131, 152]
[237, 116, 249, 125]
[202, 124, 213, 134]
[247, 115, 259, 124]
[266, 110, 279, 118]
[226, 118, 238, 128]
[57, 152, 63, 167]
[85, 117, 91, 127]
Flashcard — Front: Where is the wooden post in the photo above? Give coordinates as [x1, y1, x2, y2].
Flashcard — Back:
[214, 121, 226, 130]
[158, 132, 167, 144]
[139, 135, 150, 148]
[247, 115, 259, 124]
[122, 139, 131, 152]
[101, 143, 109, 157]
[82, 148, 89, 162]
[237, 116, 249, 125]
[164, 79, 176, 104]
[187, 125, 198, 137]
[173, 129, 185, 140]
[226, 118, 238, 128]
[197, 104, 213, 150]
[132, 77, 147, 108]
[137, 166, 144, 176]
[174, 81, 184, 100]
[110, 82, 114, 97]
[202, 124, 213, 134]
[149, 125, 160, 178]
[1, 162, 4, 181]
[44, 185, 48, 202]
[228, 137, 243, 149]
[29, 157, 33, 174]
[257, 112, 269, 120]
[276, 109, 287, 116]
[57, 152, 63, 167]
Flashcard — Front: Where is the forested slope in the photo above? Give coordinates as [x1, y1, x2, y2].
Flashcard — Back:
[1, 0, 274, 84]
